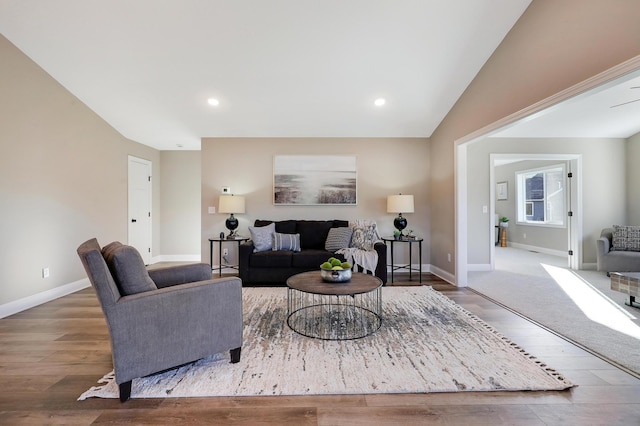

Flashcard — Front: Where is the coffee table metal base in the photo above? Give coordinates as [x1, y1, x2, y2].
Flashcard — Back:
[287, 287, 382, 340]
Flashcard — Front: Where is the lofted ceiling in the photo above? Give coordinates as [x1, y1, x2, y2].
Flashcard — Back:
[0, 0, 532, 150]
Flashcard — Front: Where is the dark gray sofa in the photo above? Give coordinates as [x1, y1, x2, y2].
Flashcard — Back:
[239, 219, 387, 285]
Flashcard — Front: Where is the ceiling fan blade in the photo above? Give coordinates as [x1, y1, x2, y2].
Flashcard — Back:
[610, 98, 640, 108]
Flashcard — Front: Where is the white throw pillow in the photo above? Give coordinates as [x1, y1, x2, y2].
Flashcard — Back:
[249, 223, 276, 252]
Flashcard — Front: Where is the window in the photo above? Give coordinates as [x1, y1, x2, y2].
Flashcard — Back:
[516, 165, 565, 226]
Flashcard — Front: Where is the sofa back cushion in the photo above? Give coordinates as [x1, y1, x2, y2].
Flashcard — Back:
[296, 220, 334, 249]
[101, 242, 157, 295]
[254, 220, 297, 234]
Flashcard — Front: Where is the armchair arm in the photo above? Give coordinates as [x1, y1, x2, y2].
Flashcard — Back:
[374, 242, 387, 284]
[105, 276, 243, 385]
[148, 263, 212, 288]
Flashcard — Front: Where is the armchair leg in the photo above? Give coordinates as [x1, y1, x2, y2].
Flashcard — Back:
[230, 347, 241, 363]
[119, 381, 132, 402]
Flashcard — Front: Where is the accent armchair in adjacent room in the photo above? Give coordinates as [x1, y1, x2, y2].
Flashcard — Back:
[77, 238, 243, 402]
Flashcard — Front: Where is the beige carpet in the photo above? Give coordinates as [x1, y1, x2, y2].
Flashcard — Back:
[79, 286, 573, 399]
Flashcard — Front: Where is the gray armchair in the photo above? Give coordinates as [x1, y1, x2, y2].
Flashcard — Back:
[77, 238, 243, 402]
[596, 227, 640, 273]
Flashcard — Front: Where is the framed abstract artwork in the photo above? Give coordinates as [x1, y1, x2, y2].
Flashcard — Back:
[497, 181, 508, 200]
[273, 155, 357, 205]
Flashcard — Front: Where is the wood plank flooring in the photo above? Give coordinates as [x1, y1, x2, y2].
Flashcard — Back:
[1, 273, 639, 425]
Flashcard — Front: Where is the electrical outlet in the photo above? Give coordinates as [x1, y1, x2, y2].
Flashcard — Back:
[223, 248, 229, 256]
[42, 267, 50, 278]
[523, 233, 527, 239]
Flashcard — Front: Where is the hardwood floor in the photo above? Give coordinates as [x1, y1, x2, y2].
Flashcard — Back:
[1, 273, 639, 425]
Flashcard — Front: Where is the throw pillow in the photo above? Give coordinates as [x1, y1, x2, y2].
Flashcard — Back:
[325, 227, 353, 251]
[249, 222, 276, 252]
[273, 232, 301, 252]
[350, 223, 379, 251]
[102, 242, 157, 295]
[612, 225, 640, 251]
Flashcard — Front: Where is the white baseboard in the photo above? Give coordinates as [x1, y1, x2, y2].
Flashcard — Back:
[428, 265, 456, 286]
[507, 242, 567, 258]
[582, 262, 597, 270]
[468, 263, 492, 272]
[0, 278, 90, 319]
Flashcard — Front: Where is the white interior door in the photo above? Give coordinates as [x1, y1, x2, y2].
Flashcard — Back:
[128, 156, 152, 264]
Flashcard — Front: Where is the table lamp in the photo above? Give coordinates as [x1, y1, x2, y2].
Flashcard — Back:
[218, 194, 245, 238]
[387, 194, 414, 236]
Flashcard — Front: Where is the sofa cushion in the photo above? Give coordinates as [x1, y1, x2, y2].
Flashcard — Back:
[612, 225, 640, 251]
[325, 227, 353, 251]
[249, 222, 276, 252]
[101, 242, 157, 295]
[291, 250, 344, 268]
[250, 250, 292, 268]
[273, 232, 301, 252]
[296, 220, 334, 249]
[255, 219, 297, 234]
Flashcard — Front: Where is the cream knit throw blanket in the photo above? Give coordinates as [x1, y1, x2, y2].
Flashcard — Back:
[337, 220, 380, 275]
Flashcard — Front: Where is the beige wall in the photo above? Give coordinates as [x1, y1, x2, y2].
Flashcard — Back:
[430, 0, 640, 277]
[159, 151, 202, 258]
[0, 35, 161, 306]
[201, 138, 430, 266]
[628, 131, 640, 224]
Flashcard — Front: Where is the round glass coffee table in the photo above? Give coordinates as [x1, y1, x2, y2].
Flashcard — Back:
[286, 271, 382, 340]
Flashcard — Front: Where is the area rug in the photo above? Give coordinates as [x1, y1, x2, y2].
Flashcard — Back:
[79, 286, 573, 399]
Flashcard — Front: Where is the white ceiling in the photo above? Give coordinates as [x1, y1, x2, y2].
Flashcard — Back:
[0, 0, 532, 150]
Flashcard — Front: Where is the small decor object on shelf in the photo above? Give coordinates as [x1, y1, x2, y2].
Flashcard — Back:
[393, 230, 401, 240]
[500, 217, 509, 228]
[320, 257, 352, 283]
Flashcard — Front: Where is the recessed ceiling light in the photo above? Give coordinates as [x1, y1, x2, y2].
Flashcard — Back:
[207, 98, 220, 106]
[374, 98, 386, 107]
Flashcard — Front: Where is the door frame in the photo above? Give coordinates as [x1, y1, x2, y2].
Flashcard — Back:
[454, 55, 640, 286]
[128, 155, 152, 264]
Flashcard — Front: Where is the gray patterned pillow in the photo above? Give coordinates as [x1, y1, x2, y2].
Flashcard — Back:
[249, 222, 276, 252]
[612, 225, 640, 251]
[273, 233, 301, 252]
[350, 223, 378, 251]
[325, 227, 353, 251]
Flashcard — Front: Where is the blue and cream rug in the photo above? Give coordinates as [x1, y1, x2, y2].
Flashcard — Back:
[79, 286, 574, 399]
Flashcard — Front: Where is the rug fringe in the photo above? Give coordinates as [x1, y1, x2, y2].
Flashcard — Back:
[427, 287, 575, 388]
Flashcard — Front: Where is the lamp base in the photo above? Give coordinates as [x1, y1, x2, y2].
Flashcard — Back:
[226, 214, 239, 238]
[393, 214, 407, 235]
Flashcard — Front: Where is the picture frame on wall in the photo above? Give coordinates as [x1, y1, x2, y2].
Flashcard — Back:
[497, 181, 508, 200]
[273, 155, 357, 205]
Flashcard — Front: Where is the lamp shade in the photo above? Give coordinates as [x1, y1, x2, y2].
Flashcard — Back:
[387, 194, 414, 214]
[218, 195, 245, 214]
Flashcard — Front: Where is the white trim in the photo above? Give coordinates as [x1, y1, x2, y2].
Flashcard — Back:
[428, 265, 456, 285]
[455, 54, 640, 286]
[507, 242, 567, 258]
[468, 264, 492, 272]
[0, 279, 90, 319]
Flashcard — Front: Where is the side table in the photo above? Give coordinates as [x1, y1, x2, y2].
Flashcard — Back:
[381, 236, 423, 283]
[208, 237, 249, 277]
